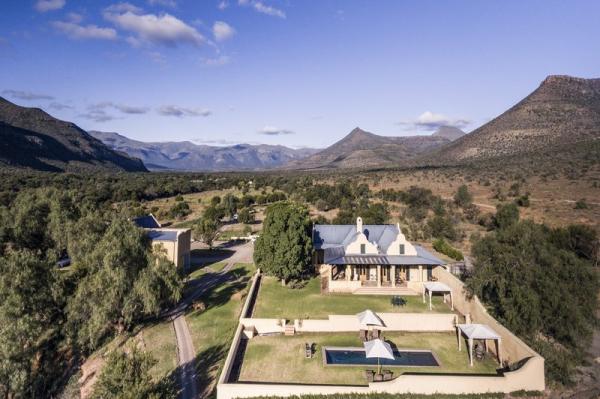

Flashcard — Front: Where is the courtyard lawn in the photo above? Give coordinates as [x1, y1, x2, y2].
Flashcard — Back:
[238, 332, 499, 385]
[253, 277, 454, 319]
[140, 321, 178, 381]
[186, 263, 256, 397]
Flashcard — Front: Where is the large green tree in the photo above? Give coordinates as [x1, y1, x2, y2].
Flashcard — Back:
[193, 217, 220, 249]
[467, 221, 599, 384]
[91, 347, 175, 399]
[254, 202, 313, 284]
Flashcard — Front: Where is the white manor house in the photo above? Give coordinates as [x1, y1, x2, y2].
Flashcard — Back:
[313, 217, 444, 295]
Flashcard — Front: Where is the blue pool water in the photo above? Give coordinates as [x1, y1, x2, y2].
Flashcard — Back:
[324, 348, 439, 367]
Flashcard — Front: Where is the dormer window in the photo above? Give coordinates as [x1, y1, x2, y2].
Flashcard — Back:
[360, 244, 366, 254]
[399, 244, 405, 255]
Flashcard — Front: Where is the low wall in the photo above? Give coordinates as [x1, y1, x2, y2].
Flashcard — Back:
[217, 355, 545, 399]
[295, 313, 456, 332]
[328, 279, 361, 292]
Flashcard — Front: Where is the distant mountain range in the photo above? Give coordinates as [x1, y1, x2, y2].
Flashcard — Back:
[0, 97, 146, 172]
[285, 126, 464, 170]
[423, 75, 600, 165]
[90, 131, 320, 171]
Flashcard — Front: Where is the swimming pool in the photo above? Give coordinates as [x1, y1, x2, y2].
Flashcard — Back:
[323, 347, 440, 367]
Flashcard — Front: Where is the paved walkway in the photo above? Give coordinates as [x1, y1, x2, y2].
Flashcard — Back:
[171, 241, 253, 399]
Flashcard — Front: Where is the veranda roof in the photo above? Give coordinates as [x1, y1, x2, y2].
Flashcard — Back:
[457, 324, 501, 340]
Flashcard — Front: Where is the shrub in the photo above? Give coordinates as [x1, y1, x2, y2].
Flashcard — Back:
[433, 238, 464, 261]
[574, 199, 588, 209]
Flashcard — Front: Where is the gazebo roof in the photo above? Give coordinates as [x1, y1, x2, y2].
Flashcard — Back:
[423, 282, 452, 293]
[457, 324, 501, 340]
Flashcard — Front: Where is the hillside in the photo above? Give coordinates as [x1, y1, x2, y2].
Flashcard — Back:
[286, 127, 453, 170]
[425, 75, 600, 165]
[91, 131, 319, 171]
[0, 97, 146, 172]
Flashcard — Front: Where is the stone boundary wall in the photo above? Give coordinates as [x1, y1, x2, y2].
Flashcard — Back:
[218, 355, 545, 399]
[239, 269, 262, 320]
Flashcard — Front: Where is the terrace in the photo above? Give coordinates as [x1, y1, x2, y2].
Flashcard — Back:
[253, 276, 456, 320]
[237, 332, 500, 385]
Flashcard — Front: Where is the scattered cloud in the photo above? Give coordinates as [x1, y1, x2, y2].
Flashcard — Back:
[48, 102, 74, 110]
[79, 109, 115, 122]
[2, 89, 54, 100]
[104, 4, 205, 47]
[158, 105, 211, 117]
[66, 12, 83, 23]
[397, 111, 470, 131]
[238, 0, 286, 18]
[217, 1, 229, 10]
[212, 21, 235, 42]
[35, 0, 66, 13]
[258, 126, 294, 135]
[88, 101, 149, 115]
[201, 54, 231, 66]
[148, 0, 177, 7]
[52, 20, 118, 40]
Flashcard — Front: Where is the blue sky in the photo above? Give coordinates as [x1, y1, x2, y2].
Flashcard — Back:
[1, 0, 599, 148]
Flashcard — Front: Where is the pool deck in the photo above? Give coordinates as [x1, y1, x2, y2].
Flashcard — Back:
[236, 332, 500, 386]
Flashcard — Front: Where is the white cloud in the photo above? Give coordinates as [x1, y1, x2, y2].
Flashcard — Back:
[66, 12, 83, 23]
[259, 126, 294, 135]
[104, 6, 205, 47]
[158, 105, 211, 117]
[79, 109, 116, 122]
[35, 0, 66, 13]
[48, 102, 74, 110]
[148, 0, 177, 7]
[52, 21, 118, 40]
[201, 54, 231, 67]
[88, 102, 149, 115]
[238, 0, 286, 18]
[398, 111, 470, 131]
[217, 1, 229, 10]
[212, 21, 235, 41]
[2, 89, 54, 100]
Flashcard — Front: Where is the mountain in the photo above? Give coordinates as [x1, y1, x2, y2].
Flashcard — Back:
[426, 75, 600, 165]
[90, 131, 320, 171]
[0, 97, 146, 172]
[286, 127, 451, 170]
[432, 126, 465, 141]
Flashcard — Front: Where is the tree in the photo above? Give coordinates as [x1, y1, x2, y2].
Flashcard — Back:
[454, 184, 473, 208]
[193, 217, 220, 249]
[237, 208, 255, 225]
[494, 203, 519, 229]
[254, 202, 313, 284]
[91, 347, 175, 399]
[203, 205, 225, 223]
[0, 250, 57, 397]
[222, 193, 238, 219]
[210, 195, 221, 206]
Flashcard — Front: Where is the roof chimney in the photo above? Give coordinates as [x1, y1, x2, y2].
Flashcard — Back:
[356, 217, 363, 233]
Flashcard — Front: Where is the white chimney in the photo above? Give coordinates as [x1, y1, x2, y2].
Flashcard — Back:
[356, 217, 363, 233]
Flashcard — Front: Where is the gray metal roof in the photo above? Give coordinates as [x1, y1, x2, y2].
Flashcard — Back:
[133, 215, 161, 229]
[327, 247, 443, 266]
[147, 229, 178, 241]
[313, 224, 402, 252]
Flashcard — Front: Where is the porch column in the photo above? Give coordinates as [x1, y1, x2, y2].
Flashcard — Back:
[329, 266, 333, 283]
[391, 265, 396, 287]
[496, 339, 502, 365]
[376, 265, 381, 287]
[418, 265, 423, 282]
[346, 265, 351, 282]
[468, 337, 474, 367]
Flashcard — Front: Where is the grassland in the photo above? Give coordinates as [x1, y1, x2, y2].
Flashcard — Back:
[253, 277, 453, 320]
[238, 332, 499, 385]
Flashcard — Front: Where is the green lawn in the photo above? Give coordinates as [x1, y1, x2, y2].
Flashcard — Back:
[253, 277, 453, 319]
[141, 321, 178, 381]
[186, 263, 256, 398]
[238, 332, 500, 385]
[187, 261, 228, 280]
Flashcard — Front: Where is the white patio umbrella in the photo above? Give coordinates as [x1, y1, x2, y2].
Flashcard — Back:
[364, 338, 395, 374]
[356, 309, 385, 328]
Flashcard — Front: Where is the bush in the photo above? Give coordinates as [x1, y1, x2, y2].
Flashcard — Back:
[168, 201, 191, 219]
[515, 195, 530, 207]
[454, 185, 473, 208]
[574, 199, 588, 209]
[433, 238, 464, 261]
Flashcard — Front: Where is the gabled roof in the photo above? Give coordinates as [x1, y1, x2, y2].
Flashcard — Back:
[133, 214, 161, 229]
[313, 224, 401, 252]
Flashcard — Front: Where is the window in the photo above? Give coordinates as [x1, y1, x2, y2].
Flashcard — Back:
[399, 244, 405, 255]
[360, 244, 366, 254]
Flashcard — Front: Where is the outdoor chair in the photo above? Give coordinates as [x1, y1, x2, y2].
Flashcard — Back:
[304, 343, 312, 358]
[475, 343, 485, 361]
[364, 370, 375, 382]
[374, 373, 384, 382]
[383, 370, 393, 381]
